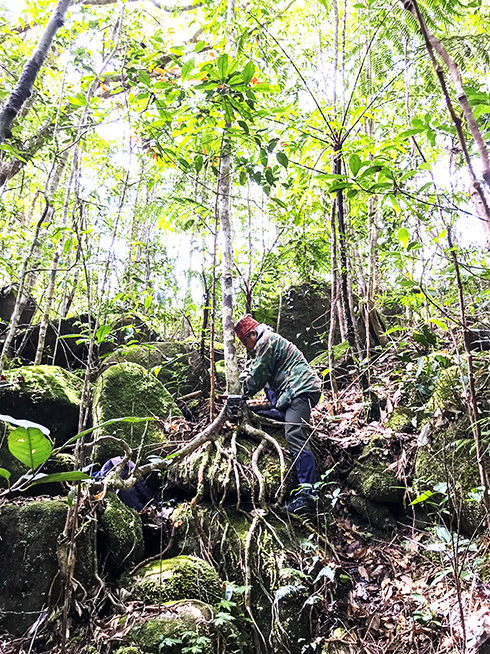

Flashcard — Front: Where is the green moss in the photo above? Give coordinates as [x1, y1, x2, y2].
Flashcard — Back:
[168, 435, 293, 502]
[426, 366, 463, 414]
[126, 601, 214, 654]
[347, 458, 403, 504]
[0, 498, 95, 636]
[92, 362, 181, 461]
[100, 491, 144, 574]
[0, 365, 81, 442]
[387, 407, 415, 432]
[114, 648, 141, 654]
[414, 415, 485, 533]
[128, 555, 222, 606]
[348, 495, 396, 529]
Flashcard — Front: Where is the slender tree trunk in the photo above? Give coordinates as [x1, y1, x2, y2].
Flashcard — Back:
[447, 227, 490, 531]
[218, 135, 240, 394]
[334, 148, 356, 353]
[403, 0, 490, 247]
[327, 203, 339, 403]
[0, 0, 72, 143]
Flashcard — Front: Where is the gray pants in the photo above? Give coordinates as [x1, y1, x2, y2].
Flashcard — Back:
[284, 392, 320, 455]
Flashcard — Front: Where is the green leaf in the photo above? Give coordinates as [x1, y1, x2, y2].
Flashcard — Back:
[0, 468, 11, 483]
[194, 154, 203, 173]
[0, 414, 50, 436]
[138, 71, 151, 86]
[398, 227, 409, 248]
[181, 58, 195, 81]
[242, 61, 255, 85]
[276, 151, 288, 168]
[409, 490, 435, 505]
[63, 416, 156, 447]
[8, 427, 52, 470]
[473, 104, 490, 118]
[217, 54, 229, 79]
[349, 154, 362, 176]
[29, 471, 91, 486]
[328, 182, 351, 193]
[359, 164, 382, 178]
[428, 318, 448, 332]
[237, 120, 249, 135]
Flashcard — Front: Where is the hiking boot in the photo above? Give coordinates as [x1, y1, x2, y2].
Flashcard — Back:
[283, 492, 317, 516]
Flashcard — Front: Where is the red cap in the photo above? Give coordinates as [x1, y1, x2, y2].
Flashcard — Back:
[235, 314, 259, 341]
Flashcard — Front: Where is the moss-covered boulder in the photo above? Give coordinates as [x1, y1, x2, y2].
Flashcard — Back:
[273, 570, 311, 652]
[0, 498, 96, 636]
[123, 601, 215, 654]
[125, 555, 222, 606]
[255, 281, 333, 361]
[167, 434, 293, 502]
[105, 341, 223, 397]
[100, 491, 145, 574]
[347, 437, 404, 505]
[347, 494, 396, 529]
[0, 365, 81, 443]
[425, 366, 463, 415]
[414, 415, 485, 533]
[92, 362, 181, 462]
[387, 406, 415, 433]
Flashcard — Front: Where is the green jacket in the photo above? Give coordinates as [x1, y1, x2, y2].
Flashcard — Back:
[240, 328, 321, 410]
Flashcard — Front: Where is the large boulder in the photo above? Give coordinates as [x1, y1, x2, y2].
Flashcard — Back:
[12, 314, 94, 369]
[0, 498, 96, 636]
[118, 601, 215, 654]
[255, 281, 332, 361]
[99, 491, 145, 574]
[92, 362, 181, 462]
[0, 285, 36, 328]
[124, 555, 222, 606]
[347, 436, 404, 505]
[104, 341, 222, 397]
[167, 433, 294, 502]
[0, 365, 81, 443]
[414, 415, 486, 533]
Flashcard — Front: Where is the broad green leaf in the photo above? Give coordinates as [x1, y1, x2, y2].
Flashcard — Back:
[237, 120, 249, 135]
[409, 490, 434, 505]
[428, 318, 448, 332]
[349, 154, 362, 176]
[63, 416, 156, 447]
[473, 104, 490, 118]
[328, 182, 351, 193]
[242, 61, 255, 85]
[359, 164, 382, 178]
[138, 71, 151, 86]
[217, 54, 229, 79]
[8, 427, 52, 470]
[29, 471, 91, 486]
[398, 227, 409, 248]
[276, 151, 288, 168]
[0, 414, 50, 436]
[0, 468, 11, 483]
[181, 58, 194, 81]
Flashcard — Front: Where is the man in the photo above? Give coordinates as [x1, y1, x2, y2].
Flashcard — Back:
[235, 314, 322, 515]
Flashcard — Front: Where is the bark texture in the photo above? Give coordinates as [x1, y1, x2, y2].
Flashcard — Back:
[0, 0, 72, 144]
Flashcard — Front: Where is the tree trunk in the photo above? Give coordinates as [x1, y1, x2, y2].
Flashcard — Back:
[218, 135, 240, 394]
[0, 0, 72, 144]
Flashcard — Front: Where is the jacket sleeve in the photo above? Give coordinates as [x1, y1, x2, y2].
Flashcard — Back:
[240, 340, 276, 398]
